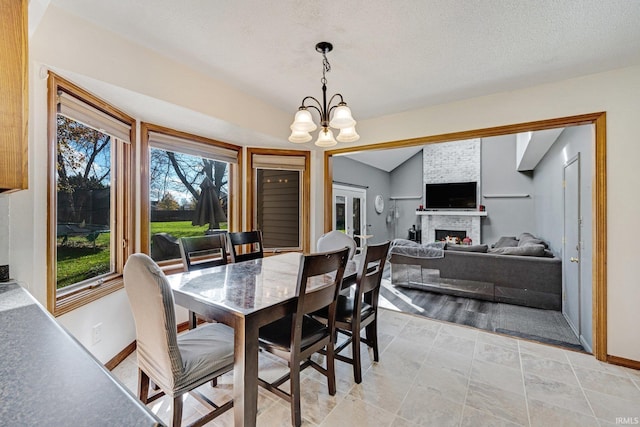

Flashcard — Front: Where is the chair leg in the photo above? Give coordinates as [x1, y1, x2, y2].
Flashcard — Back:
[351, 327, 363, 384]
[366, 318, 380, 362]
[172, 395, 183, 427]
[290, 362, 302, 427]
[138, 369, 150, 404]
[189, 310, 197, 329]
[325, 340, 337, 396]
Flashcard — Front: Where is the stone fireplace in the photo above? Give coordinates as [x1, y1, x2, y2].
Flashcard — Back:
[419, 138, 486, 243]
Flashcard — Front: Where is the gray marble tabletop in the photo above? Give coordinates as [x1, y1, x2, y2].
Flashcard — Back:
[166, 252, 357, 316]
[0, 282, 164, 427]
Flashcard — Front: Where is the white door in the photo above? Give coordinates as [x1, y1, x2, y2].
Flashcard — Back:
[333, 184, 366, 248]
[563, 155, 581, 339]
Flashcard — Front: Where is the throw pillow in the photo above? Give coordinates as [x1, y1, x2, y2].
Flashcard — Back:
[488, 244, 546, 257]
[446, 244, 488, 253]
[492, 236, 518, 248]
[518, 232, 548, 248]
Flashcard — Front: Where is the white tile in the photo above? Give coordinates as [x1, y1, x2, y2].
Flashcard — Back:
[109, 311, 640, 427]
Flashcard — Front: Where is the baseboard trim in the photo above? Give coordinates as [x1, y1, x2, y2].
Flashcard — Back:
[607, 354, 640, 371]
[106, 320, 193, 370]
[105, 340, 136, 371]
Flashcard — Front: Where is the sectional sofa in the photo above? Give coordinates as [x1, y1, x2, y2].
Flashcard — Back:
[388, 233, 562, 310]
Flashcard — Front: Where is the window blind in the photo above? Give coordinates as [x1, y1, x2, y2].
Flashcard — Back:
[57, 91, 131, 142]
[148, 131, 238, 164]
[252, 154, 306, 170]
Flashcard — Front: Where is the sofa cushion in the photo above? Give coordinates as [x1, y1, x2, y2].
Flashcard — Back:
[488, 244, 546, 257]
[518, 232, 548, 248]
[446, 244, 488, 253]
[492, 236, 518, 248]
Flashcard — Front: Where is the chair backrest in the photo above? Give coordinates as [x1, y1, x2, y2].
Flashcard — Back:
[179, 234, 227, 271]
[123, 253, 182, 391]
[355, 241, 391, 309]
[227, 230, 264, 263]
[295, 247, 350, 329]
[316, 230, 357, 260]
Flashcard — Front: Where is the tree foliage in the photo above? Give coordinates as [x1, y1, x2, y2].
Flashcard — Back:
[56, 115, 111, 223]
[150, 148, 228, 212]
[156, 192, 180, 210]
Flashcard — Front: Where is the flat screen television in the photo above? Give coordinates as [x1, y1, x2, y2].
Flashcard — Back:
[425, 182, 477, 209]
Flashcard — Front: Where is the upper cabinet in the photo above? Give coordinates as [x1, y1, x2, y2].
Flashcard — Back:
[0, 0, 28, 192]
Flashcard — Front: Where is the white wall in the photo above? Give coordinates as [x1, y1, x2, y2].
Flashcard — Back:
[8, 4, 640, 362]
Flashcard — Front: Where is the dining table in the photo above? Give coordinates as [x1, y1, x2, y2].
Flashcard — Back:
[166, 251, 358, 427]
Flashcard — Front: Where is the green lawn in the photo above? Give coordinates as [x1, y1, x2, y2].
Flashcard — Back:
[150, 221, 227, 239]
[56, 221, 227, 289]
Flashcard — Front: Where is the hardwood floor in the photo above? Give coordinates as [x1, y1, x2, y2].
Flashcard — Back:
[379, 279, 584, 351]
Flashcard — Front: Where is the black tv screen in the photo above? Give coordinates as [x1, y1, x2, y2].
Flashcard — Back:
[425, 182, 477, 209]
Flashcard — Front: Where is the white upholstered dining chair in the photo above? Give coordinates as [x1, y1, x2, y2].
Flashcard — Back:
[123, 253, 235, 427]
[316, 230, 357, 260]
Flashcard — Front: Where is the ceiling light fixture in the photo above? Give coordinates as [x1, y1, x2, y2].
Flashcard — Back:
[288, 42, 359, 147]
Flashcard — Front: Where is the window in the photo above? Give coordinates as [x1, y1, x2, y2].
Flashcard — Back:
[47, 73, 135, 315]
[247, 148, 310, 253]
[140, 124, 242, 267]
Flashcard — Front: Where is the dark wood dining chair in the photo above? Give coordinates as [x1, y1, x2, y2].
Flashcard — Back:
[179, 234, 228, 271]
[257, 247, 349, 427]
[179, 234, 228, 328]
[312, 240, 391, 383]
[123, 253, 234, 427]
[227, 230, 264, 263]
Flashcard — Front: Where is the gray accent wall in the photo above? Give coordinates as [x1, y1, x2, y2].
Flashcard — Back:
[533, 125, 592, 257]
[390, 151, 424, 240]
[480, 135, 536, 245]
[332, 157, 391, 243]
[532, 124, 593, 350]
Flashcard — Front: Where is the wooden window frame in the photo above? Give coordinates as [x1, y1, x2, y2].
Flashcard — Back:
[246, 148, 310, 254]
[46, 73, 136, 316]
[140, 122, 242, 273]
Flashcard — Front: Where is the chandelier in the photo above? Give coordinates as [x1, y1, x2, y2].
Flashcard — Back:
[288, 42, 359, 147]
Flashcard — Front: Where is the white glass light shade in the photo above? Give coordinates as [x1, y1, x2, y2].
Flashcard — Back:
[336, 125, 360, 143]
[288, 127, 312, 143]
[328, 104, 356, 129]
[290, 108, 317, 132]
[315, 128, 337, 147]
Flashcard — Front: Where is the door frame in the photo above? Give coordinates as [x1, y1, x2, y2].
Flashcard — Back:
[332, 183, 367, 247]
[323, 112, 607, 361]
[562, 154, 582, 337]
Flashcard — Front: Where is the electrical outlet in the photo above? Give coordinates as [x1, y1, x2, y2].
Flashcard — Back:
[92, 323, 103, 345]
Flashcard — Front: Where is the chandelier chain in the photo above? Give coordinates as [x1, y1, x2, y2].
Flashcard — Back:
[321, 53, 331, 85]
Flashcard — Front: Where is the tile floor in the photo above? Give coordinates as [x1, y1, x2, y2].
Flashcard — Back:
[112, 309, 640, 426]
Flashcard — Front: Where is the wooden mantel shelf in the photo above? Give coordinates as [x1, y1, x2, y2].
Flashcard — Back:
[416, 210, 488, 217]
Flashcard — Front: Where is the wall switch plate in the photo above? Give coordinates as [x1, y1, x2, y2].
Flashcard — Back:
[92, 323, 103, 345]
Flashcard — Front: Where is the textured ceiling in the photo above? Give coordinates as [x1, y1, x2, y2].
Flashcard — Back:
[49, 0, 640, 121]
[39, 1, 640, 169]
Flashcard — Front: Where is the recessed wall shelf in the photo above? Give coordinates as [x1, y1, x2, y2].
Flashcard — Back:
[416, 210, 487, 217]
[390, 195, 422, 200]
[483, 194, 530, 198]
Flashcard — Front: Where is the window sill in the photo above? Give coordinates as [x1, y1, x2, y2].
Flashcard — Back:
[53, 277, 124, 317]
